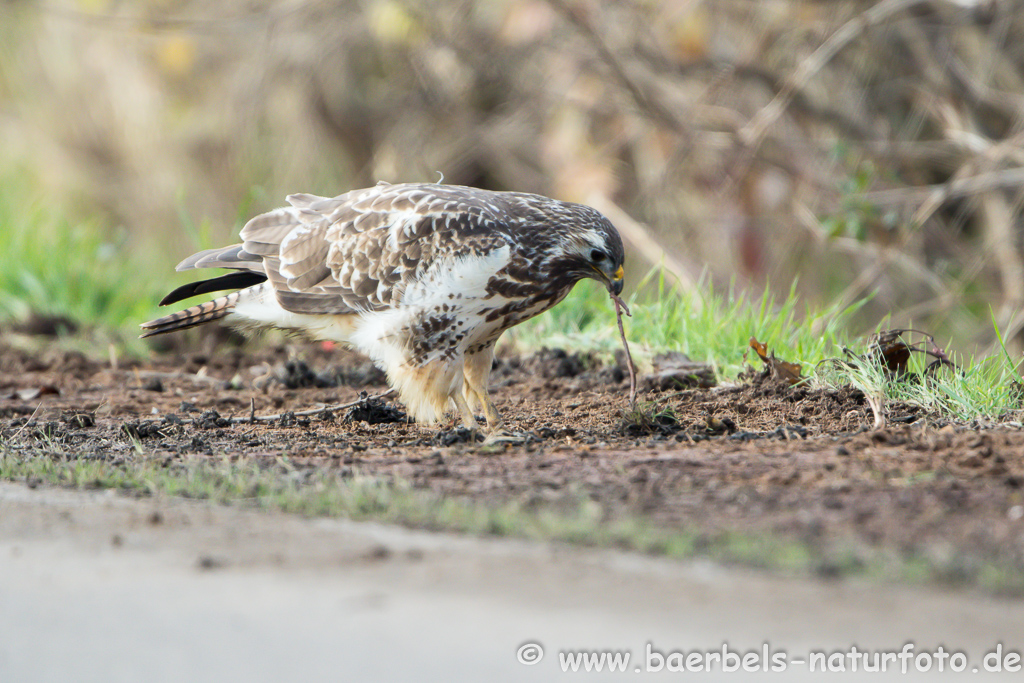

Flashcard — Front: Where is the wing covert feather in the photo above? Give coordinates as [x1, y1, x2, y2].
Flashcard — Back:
[234, 183, 514, 315]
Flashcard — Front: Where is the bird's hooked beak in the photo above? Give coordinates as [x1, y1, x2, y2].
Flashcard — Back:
[592, 263, 624, 295]
[609, 264, 624, 296]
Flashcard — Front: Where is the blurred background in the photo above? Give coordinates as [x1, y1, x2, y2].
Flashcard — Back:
[1, 0, 1023, 355]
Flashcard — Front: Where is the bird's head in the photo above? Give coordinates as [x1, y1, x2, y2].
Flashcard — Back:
[555, 206, 626, 296]
[505, 193, 626, 296]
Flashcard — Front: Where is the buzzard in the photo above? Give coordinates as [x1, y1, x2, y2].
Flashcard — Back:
[142, 182, 625, 440]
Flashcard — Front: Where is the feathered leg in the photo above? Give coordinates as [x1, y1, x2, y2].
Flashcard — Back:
[450, 390, 480, 433]
[463, 346, 523, 443]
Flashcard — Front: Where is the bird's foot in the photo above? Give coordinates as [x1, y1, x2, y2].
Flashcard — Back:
[482, 428, 527, 445]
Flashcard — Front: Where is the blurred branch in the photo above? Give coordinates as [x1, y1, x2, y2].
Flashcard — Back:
[639, 52, 874, 142]
[737, 0, 930, 152]
[547, 0, 696, 146]
[942, 1, 1024, 120]
[981, 191, 1024, 330]
[37, 2, 280, 33]
[862, 167, 1024, 206]
[585, 193, 699, 297]
[794, 200, 946, 321]
[907, 123, 1024, 227]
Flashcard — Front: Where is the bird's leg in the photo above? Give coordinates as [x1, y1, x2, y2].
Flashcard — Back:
[450, 389, 480, 435]
[463, 348, 524, 444]
[478, 390, 503, 433]
[462, 370, 502, 430]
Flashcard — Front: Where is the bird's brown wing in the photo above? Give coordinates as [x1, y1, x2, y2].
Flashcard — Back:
[230, 183, 512, 315]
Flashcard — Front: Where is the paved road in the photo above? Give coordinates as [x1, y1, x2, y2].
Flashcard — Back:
[0, 482, 1020, 681]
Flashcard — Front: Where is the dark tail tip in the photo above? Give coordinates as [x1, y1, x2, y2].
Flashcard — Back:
[159, 271, 266, 307]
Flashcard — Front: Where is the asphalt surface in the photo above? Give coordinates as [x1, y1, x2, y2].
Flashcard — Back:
[0, 482, 1020, 681]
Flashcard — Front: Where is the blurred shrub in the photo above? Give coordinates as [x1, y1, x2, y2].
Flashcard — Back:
[2, 0, 1024, 351]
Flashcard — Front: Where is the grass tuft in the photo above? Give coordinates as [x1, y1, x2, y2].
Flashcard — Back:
[817, 327, 1024, 422]
[514, 269, 867, 380]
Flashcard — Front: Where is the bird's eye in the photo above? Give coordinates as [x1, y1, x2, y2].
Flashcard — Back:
[590, 249, 606, 263]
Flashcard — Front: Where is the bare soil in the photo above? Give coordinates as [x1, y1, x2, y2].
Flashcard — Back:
[3, 337, 1024, 586]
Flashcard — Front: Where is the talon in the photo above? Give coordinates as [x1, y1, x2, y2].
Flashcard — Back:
[483, 428, 526, 445]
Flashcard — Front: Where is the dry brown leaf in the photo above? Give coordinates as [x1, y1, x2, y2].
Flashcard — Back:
[749, 336, 804, 386]
[861, 329, 956, 378]
[871, 330, 912, 375]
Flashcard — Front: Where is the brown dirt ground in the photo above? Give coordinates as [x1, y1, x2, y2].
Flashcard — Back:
[3, 336, 1024, 586]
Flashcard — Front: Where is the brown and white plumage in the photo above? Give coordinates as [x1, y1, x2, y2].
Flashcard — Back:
[142, 182, 625, 436]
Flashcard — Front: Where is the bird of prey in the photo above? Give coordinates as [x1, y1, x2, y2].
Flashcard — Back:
[141, 182, 625, 440]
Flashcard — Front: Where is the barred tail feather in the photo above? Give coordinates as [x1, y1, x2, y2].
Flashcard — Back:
[139, 292, 241, 338]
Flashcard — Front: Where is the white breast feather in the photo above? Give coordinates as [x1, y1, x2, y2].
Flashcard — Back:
[351, 247, 512, 424]
[401, 245, 510, 308]
[349, 245, 510, 355]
